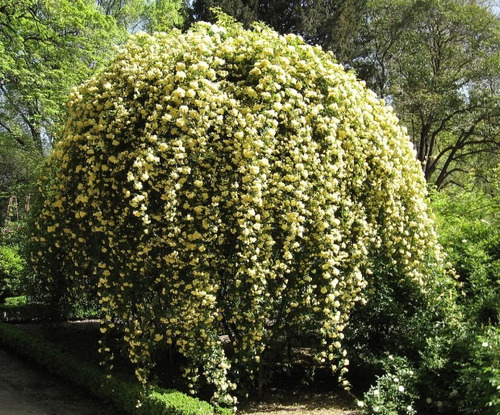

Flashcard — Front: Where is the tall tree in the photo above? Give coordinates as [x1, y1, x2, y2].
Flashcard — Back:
[0, 0, 186, 155]
[189, 0, 366, 63]
[146, 0, 187, 32]
[0, 0, 127, 218]
[0, 0, 125, 153]
[356, 0, 500, 189]
[96, 0, 186, 33]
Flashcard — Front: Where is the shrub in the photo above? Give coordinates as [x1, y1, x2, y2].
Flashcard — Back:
[0, 245, 25, 301]
[28, 14, 443, 405]
[455, 327, 500, 414]
[344, 253, 461, 413]
[347, 186, 499, 414]
[431, 188, 500, 326]
[426, 188, 499, 414]
[359, 355, 419, 415]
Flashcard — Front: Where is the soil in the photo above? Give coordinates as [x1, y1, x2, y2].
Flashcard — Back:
[8, 321, 361, 415]
[238, 389, 360, 414]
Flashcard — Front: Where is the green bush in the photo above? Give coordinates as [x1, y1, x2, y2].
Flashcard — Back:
[454, 327, 499, 414]
[429, 188, 499, 413]
[350, 187, 499, 414]
[432, 188, 499, 326]
[360, 356, 418, 415]
[345, 256, 456, 365]
[28, 13, 444, 405]
[0, 245, 25, 301]
[345, 254, 462, 413]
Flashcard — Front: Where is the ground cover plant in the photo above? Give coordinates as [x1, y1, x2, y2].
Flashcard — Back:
[0, 244, 24, 301]
[28, 13, 451, 410]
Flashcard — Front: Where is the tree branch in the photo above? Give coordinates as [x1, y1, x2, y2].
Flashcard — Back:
[0, 119, 27, 148]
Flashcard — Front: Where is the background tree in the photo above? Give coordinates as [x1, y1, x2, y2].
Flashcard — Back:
[0, 0, 125, 153]
[189, 0, 366, 63]
[96, 0, 187, 33]
[355, 0, 500, 189]
[0, 0, 186, 221]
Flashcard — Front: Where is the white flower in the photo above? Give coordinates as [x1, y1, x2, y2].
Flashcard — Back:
[398, 385, 405, 392]
[249, 165, 260, 175]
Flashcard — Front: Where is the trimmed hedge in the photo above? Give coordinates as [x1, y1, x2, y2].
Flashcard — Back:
[0, 322, 231, 415]
[0, 303, 51, 323]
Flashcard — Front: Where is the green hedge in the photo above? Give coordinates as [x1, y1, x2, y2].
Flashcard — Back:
[0, 303, 51, 323]
[0, 323, 232, 415]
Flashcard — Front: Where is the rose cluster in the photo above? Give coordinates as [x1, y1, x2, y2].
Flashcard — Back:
[31, 18, 441, 405]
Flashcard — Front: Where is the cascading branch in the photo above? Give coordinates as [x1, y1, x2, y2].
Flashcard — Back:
[31, 15, 442, 406]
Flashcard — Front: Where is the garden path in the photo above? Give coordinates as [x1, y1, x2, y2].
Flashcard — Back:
[0, 347, 124, 415]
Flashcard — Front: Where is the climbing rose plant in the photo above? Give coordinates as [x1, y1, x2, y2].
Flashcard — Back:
[30, 17, 442, 406]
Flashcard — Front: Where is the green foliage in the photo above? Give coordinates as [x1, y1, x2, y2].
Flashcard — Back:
[0, 322, 230, 415]
[97, 0, 187, 33]
[414, 325, 500, 414]
[419, 187, 500, 414]
[145, 0, 187, 33]
[455, 327, 500, 415]
[345, 255, 457, 364]
[356, 0, 500, 189]
[28, 15, 443, 405]
[4, 296, 27, 306]
[350, 186, 499, 414]
[345, 253, 463, 412]
[0, 245, 25, 301]
[360, 356, 418, 415]
[432, 187, 500, 325]
[0, 0, 126, 152]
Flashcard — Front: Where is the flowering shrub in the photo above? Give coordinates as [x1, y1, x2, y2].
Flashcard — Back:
[359, 356, 418, 415]
[29, 15, 442, 405]
[0, 245, 25, 301]
[453, 327, 500, 414]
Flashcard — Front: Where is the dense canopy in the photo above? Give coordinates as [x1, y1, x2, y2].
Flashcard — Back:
[30, 18, 442, 405]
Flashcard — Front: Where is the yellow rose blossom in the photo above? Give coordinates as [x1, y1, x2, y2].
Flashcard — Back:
[29, 16, 444, 407]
